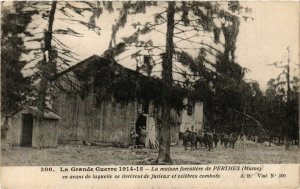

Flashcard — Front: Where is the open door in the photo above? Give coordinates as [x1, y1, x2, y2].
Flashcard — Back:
[21, 114, 33, 147]
[135, 114, 146, 146]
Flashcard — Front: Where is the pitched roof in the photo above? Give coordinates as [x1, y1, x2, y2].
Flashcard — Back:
[51, 55, 108, 80]
[51, 55, 187, 110]
[55, 54, 149, 78]
[12, 106, 61, 120]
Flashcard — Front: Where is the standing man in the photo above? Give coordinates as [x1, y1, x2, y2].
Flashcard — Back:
[130, 126, 138, 149]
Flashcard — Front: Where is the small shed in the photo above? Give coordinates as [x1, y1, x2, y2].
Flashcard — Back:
[10, 106, 61, 148]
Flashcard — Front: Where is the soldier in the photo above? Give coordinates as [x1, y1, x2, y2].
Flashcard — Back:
[183, 127, 191, 150]
[129, 126, 138, 149]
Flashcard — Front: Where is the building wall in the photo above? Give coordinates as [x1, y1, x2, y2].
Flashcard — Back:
[53, 91, 138, 145]
[194, 102, 204, 131]
[9, 110, 59, 147]
[10, 109, 26, 146]
[54, 70, 183, 146]
[32, 118, 58, 148]
[180, 109, 195, 132]
[150, 108, 181, 146]
[53, 91, 182, 146]
[180, 101, 204, 133]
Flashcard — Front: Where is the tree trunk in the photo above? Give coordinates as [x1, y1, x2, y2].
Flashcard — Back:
[285, 47, 291, 150]
[37, 1, 57, 112]
[157, 1, 175, 164]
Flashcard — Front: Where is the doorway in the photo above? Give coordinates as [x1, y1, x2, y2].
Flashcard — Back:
[135, 114, 146, 146]
[21, 114, 33, 147]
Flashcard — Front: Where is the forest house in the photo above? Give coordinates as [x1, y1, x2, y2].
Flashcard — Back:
[52, 55, 203, 148]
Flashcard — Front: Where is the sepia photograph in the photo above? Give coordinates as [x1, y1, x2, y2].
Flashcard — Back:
[1, 0, 299, 171]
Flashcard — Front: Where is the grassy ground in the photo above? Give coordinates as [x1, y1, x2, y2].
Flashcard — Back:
[1, 141, 300, 166]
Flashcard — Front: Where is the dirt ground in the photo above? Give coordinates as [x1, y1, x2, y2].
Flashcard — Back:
[1, 141, 300, 166]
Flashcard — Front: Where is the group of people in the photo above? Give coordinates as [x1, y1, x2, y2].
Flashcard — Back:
[130, 125, 147, 148]
[183, 127, 226, 151]
[183, 127, 212, 151]
[183, 126, 241, 150]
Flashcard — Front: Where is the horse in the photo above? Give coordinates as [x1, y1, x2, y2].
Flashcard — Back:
[182, 131, 198, 151]
[195, 131, 214, 151]
[221, 133, 238, 149]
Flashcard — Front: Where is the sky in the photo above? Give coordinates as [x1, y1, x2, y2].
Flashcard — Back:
[236, 2, 299, 90]
[14, 1, 300, 92]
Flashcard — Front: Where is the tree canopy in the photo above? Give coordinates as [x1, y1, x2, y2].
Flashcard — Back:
[1, 2, 38, 114]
